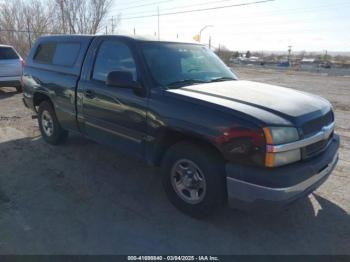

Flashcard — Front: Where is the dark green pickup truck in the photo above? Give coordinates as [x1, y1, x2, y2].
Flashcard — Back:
[22, 35, 339, 217]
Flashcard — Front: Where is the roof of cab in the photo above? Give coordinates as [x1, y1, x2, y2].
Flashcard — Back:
[35, 34, 202, 46]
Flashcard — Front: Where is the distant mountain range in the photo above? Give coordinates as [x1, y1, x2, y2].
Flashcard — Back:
[247, 51, 350, 56]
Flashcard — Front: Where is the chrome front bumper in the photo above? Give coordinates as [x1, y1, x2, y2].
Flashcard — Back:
[226, 149, 339, 210]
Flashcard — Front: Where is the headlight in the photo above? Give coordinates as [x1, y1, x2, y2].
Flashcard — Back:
[265, 149, 301, 167]
[263, 127, 300, 167]
[263, 127, 299, 144]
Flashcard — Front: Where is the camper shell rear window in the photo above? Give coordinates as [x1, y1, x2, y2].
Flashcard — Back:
[33, 42, 81, 67]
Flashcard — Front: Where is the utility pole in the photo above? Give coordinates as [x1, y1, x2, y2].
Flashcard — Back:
[26, 18, 32, 48]
[324, 50, 328, 61]
[134, 28, 136, 36]
[288, 45, 292, 67]
[105, 25, 108, 35]
[59, 0, 66, 33]
[111, 17, 115, 34]
[209, 36, 211, 49]
[199, 25, 213, 42]
[157, 6, 160, 40]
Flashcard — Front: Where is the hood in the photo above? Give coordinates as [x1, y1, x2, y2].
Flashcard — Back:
[166, 80, 331, 126]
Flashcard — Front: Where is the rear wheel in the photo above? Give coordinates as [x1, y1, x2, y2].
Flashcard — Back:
[161, 142, 226, 218]
[38, 101, 68, 145]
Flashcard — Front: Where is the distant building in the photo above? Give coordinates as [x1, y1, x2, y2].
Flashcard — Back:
[300, 57, 316, 70]
[301, 58, 315, 63]
[230, 55, 261, 65]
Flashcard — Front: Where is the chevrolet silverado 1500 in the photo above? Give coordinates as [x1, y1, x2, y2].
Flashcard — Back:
[23, 35, 339, 217]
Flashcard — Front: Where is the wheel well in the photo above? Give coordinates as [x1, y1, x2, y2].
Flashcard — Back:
[152, 130, 223, 166]
[33, 93, 51, 111]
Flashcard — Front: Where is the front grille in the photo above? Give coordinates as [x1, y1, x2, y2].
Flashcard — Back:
[302, 110, 334, 137]
[300, 110, 334, 159]
[302, 132, 333, 159]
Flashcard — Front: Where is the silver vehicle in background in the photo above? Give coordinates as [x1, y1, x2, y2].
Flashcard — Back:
[0, 45, 23, 92]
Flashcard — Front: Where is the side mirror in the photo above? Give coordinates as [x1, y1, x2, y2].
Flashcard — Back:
[106, 71, 139, 89]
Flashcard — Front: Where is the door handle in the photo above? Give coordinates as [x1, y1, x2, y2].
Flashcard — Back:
[84, 89, 95, 99]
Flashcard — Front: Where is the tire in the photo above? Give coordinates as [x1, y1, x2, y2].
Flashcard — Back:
[161, 141, 226, 218]
[15, 86, 22, 93]
[38, 100, 68, 145]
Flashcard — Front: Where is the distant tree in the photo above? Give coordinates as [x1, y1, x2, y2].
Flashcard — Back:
[334, 55, 348, 64]
[0, 0, 57, 57]
[214, 45, 233, 65]
[298, 50, 306, 59]
[322, 54, 332, 62]
[233, 51, 240, 58]
[55, 0, 113, 34]
[0, 0, 115, 57]
[251, 51, 261, 57]
[246, 50, 251, 58]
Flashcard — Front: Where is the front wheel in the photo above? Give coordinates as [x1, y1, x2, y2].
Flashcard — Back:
[38, 101, 68, 145]
[161, 142, 226, 218]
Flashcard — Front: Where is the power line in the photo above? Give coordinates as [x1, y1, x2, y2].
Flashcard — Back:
[141, 13, 350, 29]
[0, 29, 29, 33]
[108, 0, 348, 21]
[0, 29, 62, 35]
[113, 0, 165, 8]
[201, 26, 349, 36]
[118, 1, 350, 30]
[110, 0, 173, 12]
[156, 0, 240, 11]
[114, 0, 239, 16]
[119, 0, 274, 20]
[128, 17, 350, 34]
[0, 29, 50, 34]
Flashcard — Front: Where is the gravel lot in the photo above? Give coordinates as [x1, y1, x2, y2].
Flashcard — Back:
[0, 67, 349, 254]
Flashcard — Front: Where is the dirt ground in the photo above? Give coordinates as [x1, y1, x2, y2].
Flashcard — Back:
[0, 67, 349, 254]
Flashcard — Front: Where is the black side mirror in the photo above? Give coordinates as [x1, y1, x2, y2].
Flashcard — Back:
[106, 71, 138, 88]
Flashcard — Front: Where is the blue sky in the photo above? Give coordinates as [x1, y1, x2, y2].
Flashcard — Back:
[108, 0, 350, 52]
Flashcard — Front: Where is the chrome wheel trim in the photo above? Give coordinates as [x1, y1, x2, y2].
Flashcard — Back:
[170, 159, 207, 205]
[41, 110, 54, 137]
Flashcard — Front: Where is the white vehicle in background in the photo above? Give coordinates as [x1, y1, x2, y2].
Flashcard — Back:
[0, 45, 24, 92]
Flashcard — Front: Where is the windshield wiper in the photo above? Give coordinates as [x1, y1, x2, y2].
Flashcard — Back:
[166, 79, 208, 88]
[209, 77, 236, 82]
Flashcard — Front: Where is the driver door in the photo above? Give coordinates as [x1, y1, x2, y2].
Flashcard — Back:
[78, 38, 148, 159]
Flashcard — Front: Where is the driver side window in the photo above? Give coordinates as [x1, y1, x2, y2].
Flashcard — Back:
[93, 40, 137, 82]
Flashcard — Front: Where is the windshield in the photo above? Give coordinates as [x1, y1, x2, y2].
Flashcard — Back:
[140, 42, 237, 88]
